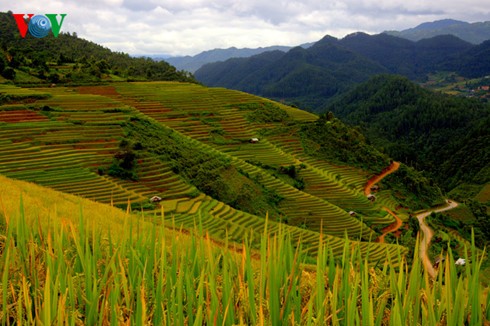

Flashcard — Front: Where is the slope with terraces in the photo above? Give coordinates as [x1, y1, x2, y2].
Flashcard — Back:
[0, 82, 410, 265]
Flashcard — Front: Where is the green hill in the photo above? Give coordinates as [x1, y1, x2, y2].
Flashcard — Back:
[327, 75, 489, 189]
[195, 32, 488, 112]
[0, 12, 195, 85]
[196, 37, 388, 110]
[326, 75, 490, 240]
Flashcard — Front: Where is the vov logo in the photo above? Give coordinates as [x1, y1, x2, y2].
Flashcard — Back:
[12, 13, 67, 38]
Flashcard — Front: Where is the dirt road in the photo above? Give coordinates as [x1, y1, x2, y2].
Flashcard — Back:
[364, 161, 400, 196]
[416, 200, 459, 278]
[376, 207, 403, 243]
[364, 162, 403, 243]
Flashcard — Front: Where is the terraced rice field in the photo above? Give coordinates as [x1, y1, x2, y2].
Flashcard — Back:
[0, 82, 409, 265]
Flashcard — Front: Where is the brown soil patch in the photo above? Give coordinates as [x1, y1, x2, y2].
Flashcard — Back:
[0, 110, 49, 123]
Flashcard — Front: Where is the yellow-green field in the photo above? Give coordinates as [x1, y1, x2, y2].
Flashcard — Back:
[0, 174, 488, 325]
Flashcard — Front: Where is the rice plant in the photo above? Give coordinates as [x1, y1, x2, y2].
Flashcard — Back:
[0, 198, 488, 325]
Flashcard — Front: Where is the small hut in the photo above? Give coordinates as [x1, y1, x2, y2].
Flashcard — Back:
[249, 138, 259, 143]
[150, 195, 162, 203]
[349, 211, 356, 217]
[367, 194, 376, 202]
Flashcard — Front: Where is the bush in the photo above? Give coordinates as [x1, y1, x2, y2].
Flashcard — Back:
[1, 67, 16, 80]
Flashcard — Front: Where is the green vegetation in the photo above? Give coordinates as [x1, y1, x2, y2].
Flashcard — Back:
[122, 116, 284, 218]
[299, 114, 390, 172]
[0, 12, 195, 85]
[327, 75, 490, 202]
[383, 164, 445, 210]
[1, 194, 488, 324]
[106, 139, 139, 180]
[241, 101, 291, 123]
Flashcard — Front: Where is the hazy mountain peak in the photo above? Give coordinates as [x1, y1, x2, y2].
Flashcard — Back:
[414, 19, 469, 31]
[165, 44, 310, 73]
[384, 18, 490, 44]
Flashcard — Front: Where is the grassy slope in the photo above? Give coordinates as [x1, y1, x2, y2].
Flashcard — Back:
[0, 173, 155, 240]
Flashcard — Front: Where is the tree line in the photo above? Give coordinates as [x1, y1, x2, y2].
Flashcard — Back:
[0, 12, 195, 84]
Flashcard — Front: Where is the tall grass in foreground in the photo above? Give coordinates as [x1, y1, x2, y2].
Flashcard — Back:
[0, 200, 488, 325]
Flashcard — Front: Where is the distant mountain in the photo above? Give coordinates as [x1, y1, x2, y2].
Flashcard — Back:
[196, 37, 389, 110]
[340, 33, 473, 79]
[385, 19, 490, 44]
[165, 43, 314, 73]
[195, 33, 485, 111]
[452, 40, 490, 78]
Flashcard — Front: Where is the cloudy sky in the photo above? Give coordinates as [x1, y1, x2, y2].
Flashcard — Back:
[3, 1, 489, 56]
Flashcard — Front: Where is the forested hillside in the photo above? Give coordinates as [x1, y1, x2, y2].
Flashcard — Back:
[0, 12, 195, 84]
[196, 36, 388, 109]
[196, 33, 490, 111]
[327, 75, 490, 198]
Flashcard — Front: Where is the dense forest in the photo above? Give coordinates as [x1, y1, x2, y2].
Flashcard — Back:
[195, 32, 490, 111]
[0, 12, 195, 84]
[326, 75, 490, 197]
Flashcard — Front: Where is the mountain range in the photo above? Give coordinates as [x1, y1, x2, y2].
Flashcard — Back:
[165, 45, 300, 73]
[195, 33, 490, 111]
[159, 19, 490, 75]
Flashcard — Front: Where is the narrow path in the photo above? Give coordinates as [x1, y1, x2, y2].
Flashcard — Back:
[416, 199, 459, 279]
[364, 161, 403, 243]
[376, 207, 403, 243]
[364, 161, 400, 196]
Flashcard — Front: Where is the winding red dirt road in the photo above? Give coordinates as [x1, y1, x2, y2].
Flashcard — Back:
[364, 161, 403, 244]
[364, 162, 459, 277]
[376, 207, 403, 243]
[364, 161, 400, 196]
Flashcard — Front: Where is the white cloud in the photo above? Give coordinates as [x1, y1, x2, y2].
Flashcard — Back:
[3, 0, 489, 56]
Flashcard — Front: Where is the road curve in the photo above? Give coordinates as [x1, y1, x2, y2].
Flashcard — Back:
[376, 207, 403, 243]
[364, 162, 403, 243]
[416, 200, 459, 279]
[364, 161, 400, 196]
